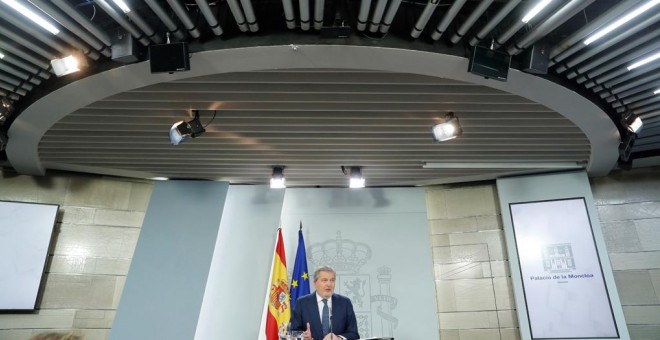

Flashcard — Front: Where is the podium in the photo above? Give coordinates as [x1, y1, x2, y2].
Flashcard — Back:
[279, 335, 393, 340]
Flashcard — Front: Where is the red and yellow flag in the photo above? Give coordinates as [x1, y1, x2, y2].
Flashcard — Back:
[265, 228, 290, 340]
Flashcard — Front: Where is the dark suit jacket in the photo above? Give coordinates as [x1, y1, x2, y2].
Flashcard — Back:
[291, 292, 360, 340]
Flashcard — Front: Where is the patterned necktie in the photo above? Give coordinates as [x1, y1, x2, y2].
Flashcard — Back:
[322, 298, 330, 336]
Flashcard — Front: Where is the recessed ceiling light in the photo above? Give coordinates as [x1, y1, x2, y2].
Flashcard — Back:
[270, 167, 286, 189]
[112, 0, 131, 13]
[627, 51, 660, 71]
[584, 0, 660, 45]
[1, 0, 60, 34]
[521, 0, 553, 23]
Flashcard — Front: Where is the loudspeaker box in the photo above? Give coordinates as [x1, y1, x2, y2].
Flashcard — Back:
[468, 45, 511, 81]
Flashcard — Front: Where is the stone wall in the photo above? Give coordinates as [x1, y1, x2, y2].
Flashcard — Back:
[1, 165, 658, 339]
[426, 183, 518, 340]
[591, 167, 660, 339]
[0, 170, 152, 340]
[426, 166, 660, 340]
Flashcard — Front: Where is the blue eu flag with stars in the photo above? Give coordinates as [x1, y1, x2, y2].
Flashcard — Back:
[290, 223, 310, 311]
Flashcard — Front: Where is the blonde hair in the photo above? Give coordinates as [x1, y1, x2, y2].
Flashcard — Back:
[30, 332, 83, 340]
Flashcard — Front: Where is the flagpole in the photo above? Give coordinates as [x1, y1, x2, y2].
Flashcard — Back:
[259, 226, 284, 340]
[290, 221, 310, 312]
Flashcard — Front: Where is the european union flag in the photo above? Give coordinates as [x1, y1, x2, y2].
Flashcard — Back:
[290, 223, 310, 311]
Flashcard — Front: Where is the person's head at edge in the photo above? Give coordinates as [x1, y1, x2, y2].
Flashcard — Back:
[313, 266, 336, 299]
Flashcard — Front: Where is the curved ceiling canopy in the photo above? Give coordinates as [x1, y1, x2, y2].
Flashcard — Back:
[7, 46, 617, 186]
[1, 0, 658, 186]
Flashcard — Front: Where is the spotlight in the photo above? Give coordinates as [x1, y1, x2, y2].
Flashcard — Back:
[432, 112, 463, 142]
[349, 166, 365, 188]
[0, 97, 12, 125]
[169, 110, 206, 145]
[621, 111, 643, 134]
[50, 53, 87, 77]
[270, 166, 286, 189]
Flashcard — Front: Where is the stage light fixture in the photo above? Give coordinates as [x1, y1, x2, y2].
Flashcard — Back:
[169, 110, 206, 145]
[51, 53, 87, 77]
[654, 88, 660, 95]
[432, 112, 463, 142]
[621, 112, 643, 134]
[270, 167, 286, 189]
[0, 97, 12, 124]
[1, 97, 11, 110]
[349, 167, 365, 188]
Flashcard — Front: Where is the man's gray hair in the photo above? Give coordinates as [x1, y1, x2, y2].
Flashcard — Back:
[313, 266, 336, 282]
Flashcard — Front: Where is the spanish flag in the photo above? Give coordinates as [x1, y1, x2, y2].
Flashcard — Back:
[265, 228, 290, 340]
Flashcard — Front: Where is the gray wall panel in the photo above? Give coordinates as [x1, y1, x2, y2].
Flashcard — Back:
[110, 180, 229, 340]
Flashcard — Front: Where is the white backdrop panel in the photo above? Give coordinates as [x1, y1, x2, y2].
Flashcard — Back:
[0, 201, 58, 310]
[195, 185, 285, 340]
[280, 187, 438, 339]
[510, 198, 617, 338]
[497, 171, 629, 340]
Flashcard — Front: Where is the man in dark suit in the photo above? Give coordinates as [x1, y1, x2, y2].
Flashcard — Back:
[291, 266, 360, 340]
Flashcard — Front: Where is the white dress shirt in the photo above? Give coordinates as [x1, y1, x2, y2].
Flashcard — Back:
[314, 293, 346, 339]
[316, 292, 333, 321]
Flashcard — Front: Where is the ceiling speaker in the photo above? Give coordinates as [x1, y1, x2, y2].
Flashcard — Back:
[149, 42, 190, 74]
[468, 45, 511, 81]
[521, 43, 549, 75]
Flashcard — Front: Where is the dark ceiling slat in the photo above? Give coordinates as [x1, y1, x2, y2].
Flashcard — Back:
[168, 72, 473, 85]
[52, 155, 587, 167]
[38, 138, 587, 150]
[37, 144, 590, 154]
[84, 101, 551, 112]
[38, 135, 588, 147]
[53, 118, 575, 129]
[103, 92, 534, 104]
[131, 82, 509, 94]
[47, 123, 579, 134]
[67, 109, 564, 119]
[39, 149, 590, 160]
